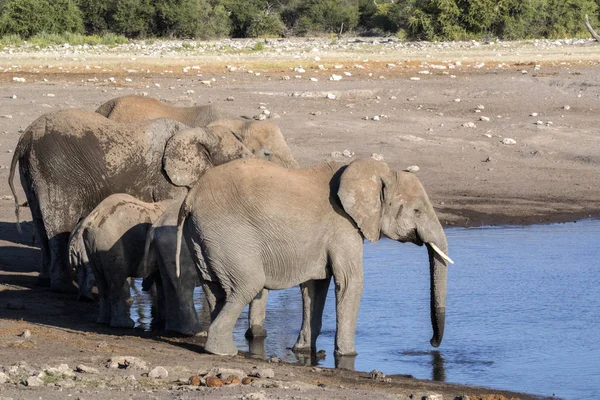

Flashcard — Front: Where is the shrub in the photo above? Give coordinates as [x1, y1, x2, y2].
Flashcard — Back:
[0, 0, 83, 37]
[295, 0, 359, 35]
[110, 0, 155, 38]
[77, 0, 111, 35]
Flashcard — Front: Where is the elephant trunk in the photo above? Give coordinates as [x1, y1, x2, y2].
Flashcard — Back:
[420, 221, 448, 348]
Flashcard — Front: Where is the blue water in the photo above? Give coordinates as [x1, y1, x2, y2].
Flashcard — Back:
[131, 219, 600, 400]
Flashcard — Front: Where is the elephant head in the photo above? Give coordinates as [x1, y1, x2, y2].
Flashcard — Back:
[208, 119, 299, 169]
[162, 125, 251, 188]
[337, 158, 452, 348]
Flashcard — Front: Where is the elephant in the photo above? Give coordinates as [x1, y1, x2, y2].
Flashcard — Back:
[142, 120, 298, 337]
[175, 157, 453, 357]
[8, 109, 250, 292]
[70, 193, 170, 327]
[96, 95, 226, 127]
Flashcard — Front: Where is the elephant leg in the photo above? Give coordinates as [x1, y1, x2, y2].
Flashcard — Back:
[151, 273, 166, 329]
[293, 277, 331, 353]
[204, 277, 264, 356]
[202, 281, 226, 321]
[245, 288, 268, 339]
[332, 265, 363, 356]
[48, 232, 77, 293]
[94, 273, 111, 325]
[159, 259, 202, 336]
[109, 278, 135, 329]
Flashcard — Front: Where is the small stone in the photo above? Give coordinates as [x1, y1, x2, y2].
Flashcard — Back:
[294, 67, 305, 73]
[76, 364, 99, 374]
[189, 375, 201, 386]
[330, 74, 342, 81]
[45, 364, 74, 377]
[2, 115, 13, 119]
[409, 77, 421, 81]
[206, 367, 246, 379]
[20, 329, 31, 338]
[11, 95, 17, 99]
[342, 149, 354, 158]
[535, 120, 544, 125]
[326, 93, 336, 100]
[223, 375, 240, 385]
[530, 112, 539, 117]
[310, 77, 318, 82]
[483, 156, 492, 162]
[148, 366, 168, 379]
[370, 369, 386, 380]
[186, 90, 195, 95]
[563, 105, 571, 110]
[241, 377, 255, 385]
[226, 96, 234, 101]
[281, 76, 290, 80]
[422, 394, 444, 400]
[125, 375, 136, 381]
[25, 376, 43, 387]
[200, 80, 212, 86]
[253, 114, 267, 121]
[249, 368, 274, 379]
[268, 357, 281, 363]
[46, 94, 55, 97]
[106, 356, 148, 370]
[454, 98, 461, 102]
[0, 372, 9, 384]
[371, 153, 384, 161]
[330, 151, 342, 157]
[480, 116, 490, 122]
[372, 115, 380, 121]
[476, 104, 485, 110]
[205, 376, 223, 387]
[310, 111, 321, 116]
[12, 77, 25, 82]
[462, 122, 476, 128]
[405, 165, 420, 173]
[390, 96, 397, 100]
[502, 138, 517, 145]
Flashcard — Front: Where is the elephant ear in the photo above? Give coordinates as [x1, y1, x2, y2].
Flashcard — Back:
[162, 127, 213, 188]
[338, 158, 390, 242]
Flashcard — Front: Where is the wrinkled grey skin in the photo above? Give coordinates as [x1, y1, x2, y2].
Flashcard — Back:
[96, 95, 226, 127]
[144, 122, 297, 337]
[177, 158, 450, 357]
[72, 194, 170, 327]
[8, 109, 249, 293]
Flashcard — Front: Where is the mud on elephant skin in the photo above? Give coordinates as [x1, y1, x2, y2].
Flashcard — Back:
[8, 109, 251, 293]
[176, 158, 452, 356]
[96, 95, 226, 127]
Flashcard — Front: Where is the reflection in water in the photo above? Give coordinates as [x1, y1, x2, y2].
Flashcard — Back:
[128, 220, 600, 400]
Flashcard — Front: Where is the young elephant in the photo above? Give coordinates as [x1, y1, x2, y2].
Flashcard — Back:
[72, 194, 171, 328]
[176, 158, 453, 356]
[96, 95, 226, 127]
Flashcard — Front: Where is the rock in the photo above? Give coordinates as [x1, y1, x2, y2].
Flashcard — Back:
[310, 111, 321, 116]
[148, 366, 168, 379]
[480, 116, 490, 122]
[45, 364, 74, 377]
[249, 368, 274, 379]
[253, 113, 267, 121]
[76, 364, 99, 374]
[12, 77, 25, 83]
[342, 149, 354, 158]
[2, 115, 13, 119]
[326, 93, 336, 100]
[25, 376, 43, 387]
[530, 112, 539, 117]
[0, 372, 9, 384]
[370, 153, 384, 161]
[372, 115, 380, 121]
[125, 375, 136, 381]
[405, 165, 420, 173]
[563, 105, 571, 110]
[476, 104, 485, 110]
[205, 376, 222, 387]
[242, 391, 268, 400]
[19, 330, 31, 338]
[268, 357, 281, 363]
[410, 77, 421, 81]
[189, 375, 201, 386]
[241, 377, 255, 385]
[330, 151, 342, 158]
[502, 138, 517, 145]
[462, 122, 476, 128]
[294, 67, 305, 73]
[223, 375, 240, 385]
[535, 120, 544, 125]
[330, 74, 342, 81]
[422, 394, 444, 400]
[226, 96, 235, 101]
[207, 367, 246, 379]
[370, 369, 386, 380]
[106, 356, 148, 370]
[310, 77, 318, 82]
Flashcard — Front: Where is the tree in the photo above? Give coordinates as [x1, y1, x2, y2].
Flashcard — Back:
[110, 0, 154, 37]
[0, 0, 83, 37]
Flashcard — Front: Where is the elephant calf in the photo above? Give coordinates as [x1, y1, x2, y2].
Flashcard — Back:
[70, 193, 171, 328]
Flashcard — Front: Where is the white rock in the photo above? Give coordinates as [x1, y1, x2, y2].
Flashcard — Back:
[330, 74, 343, 81]
[294, 67, 305, 73]
[310, 77, 318, 82]
[536, 120, 544, 125]
[344, 72, 352, 76]
[11, 95, 17, 99]
[200, 80, 212, 86]
[418, 70, 430, 74]
[410, 77, 421, 81]
[530, 112, 539, 117]
[148, 366, 168, 379]
[326, 93, 336, 100]
[249, 368, 274, 379]
[480, 116, 490, 122]
[12, 77, 25, 82]
[76, 364, 99, 374]
[186, 90, 195, 94]
[25, 376, 43, 387]
[454, 98, 461, 102]
[423, 394, 444, 400]
[206, 367, 245, 379]
[462, 122, 476, 128]
[46, 94, 55, 97]
[226, 96, 234, 101]
[45, 364, 74, 377]
[563, 105, 571, 110]
[106, 356, 148, 370]
[20, 329, 31, 338]
[476, 104, 485, 110]
[2, 115, 13, 119]
[342, 149, 354, 158]
[405, 165, 420, 173]
[502, 138, 517, 145]
[372, 115, 380, 121]
[371, 153, 384, 161]
[0, 372, 9, 384]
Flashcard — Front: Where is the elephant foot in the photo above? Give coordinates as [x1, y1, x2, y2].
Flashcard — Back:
[245, 324, 267, 339]
[110, 317, 135, 329]
[292, 341, 314, 354]
[50, 280, 78, 294]
[334, 348, 358, 357]
[204, 335, 238, 356]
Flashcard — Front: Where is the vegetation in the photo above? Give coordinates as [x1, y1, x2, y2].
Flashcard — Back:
[0, 0, 598, 41]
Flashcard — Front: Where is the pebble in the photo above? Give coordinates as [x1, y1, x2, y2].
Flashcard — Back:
[226, 96, 234, 101]
[12, 77, 25, 82]
[268, 357, 281, 363]
[11, 95, 17, 99]
[342, 149, 354, 158]
[462, 122, 476, 128]
[19, 329, 31, 338]
[188, 375, 201, 386]
[372, 115, 380, 121]
[423, 394, 444, 400]
[0, 372, 8, 384]
[241, 377, 255, 385]
[330, 74, 342, 81]
[294, 67, 305, 73]
[310, 77, 318, 82]
[125, 374, 136, 381]
[535, 120, 544, 125]
[205, 376, 223, 387]
[563, 105, 571, 110]
[326, 93, 336, 100]
[405, 165, 420, 173]
[148, 366, 168, 379]
[480, 116, 490, 122]
[207, 367, 245, 379]
[370, 369, 386, 380]
[502, 138, 517, 145]
[249, 368, 274, 379]
[106, 356, 148, 370]
[2, 115, 13, 119]
[371, 153, 384, 161]
[25, 376, 43, 387]
[223, 375, 240, 385]
[476, 104, 485, 110]
[76, 364, 99, 374]
[530, 112, 539, 117]
[409, 77, 421, 81]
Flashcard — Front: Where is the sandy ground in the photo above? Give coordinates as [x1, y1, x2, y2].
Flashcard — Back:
[1, 38, 599, 399]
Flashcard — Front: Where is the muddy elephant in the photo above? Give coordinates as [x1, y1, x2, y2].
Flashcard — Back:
[176, 158, 452, 356]
[70, 194, 170, 327]
[8, 109, 249, 292]
[96, 95, 225, 127]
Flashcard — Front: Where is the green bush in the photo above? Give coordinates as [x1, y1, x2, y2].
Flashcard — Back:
[110, 0, 154, 38]
[77, 0, 111, 34]
[0, 0, 83, 37]
[294, 0, 359, 35]
[154, 0, 229, 38]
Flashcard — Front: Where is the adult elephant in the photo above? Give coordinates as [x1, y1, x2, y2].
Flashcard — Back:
[176, 158, 452, 356]
[96, 95, 225, 127]
[8, 109, 250, 292]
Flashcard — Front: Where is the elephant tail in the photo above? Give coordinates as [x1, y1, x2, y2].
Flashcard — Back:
[175, 201, 189, 279]
[68, 219, 94, 301]
[8, 133, 30, 234]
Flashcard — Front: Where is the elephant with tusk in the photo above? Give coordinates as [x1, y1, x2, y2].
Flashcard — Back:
[176, 157, 452, 356]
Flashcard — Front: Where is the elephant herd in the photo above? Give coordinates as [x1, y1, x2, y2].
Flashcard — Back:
[8, 95, 453, 358]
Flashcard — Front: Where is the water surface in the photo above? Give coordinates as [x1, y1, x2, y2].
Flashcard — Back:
[131, 219, 600, 400]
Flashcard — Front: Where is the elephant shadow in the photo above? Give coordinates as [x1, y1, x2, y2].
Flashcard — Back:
[0, 221, 41, 283]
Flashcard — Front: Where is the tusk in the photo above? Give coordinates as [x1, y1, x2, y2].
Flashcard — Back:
[428, 242, 454, 265]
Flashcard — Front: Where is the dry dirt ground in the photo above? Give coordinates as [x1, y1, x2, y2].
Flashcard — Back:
[1, 38, 599, 399]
